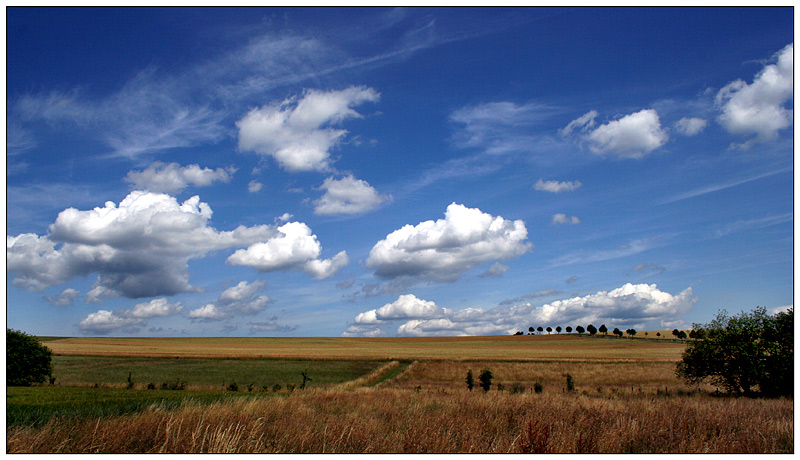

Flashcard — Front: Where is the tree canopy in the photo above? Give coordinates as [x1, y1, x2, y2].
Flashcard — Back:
[7, 329, 53, 386]
[676, 307, 793, 397]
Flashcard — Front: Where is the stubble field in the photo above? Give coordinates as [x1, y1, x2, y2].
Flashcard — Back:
[6, 335, 793, 453]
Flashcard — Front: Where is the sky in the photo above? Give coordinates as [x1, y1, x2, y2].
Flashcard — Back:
[5, 7, 795, 338]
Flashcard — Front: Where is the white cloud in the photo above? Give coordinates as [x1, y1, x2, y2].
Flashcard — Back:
[366, 203, 532, 281]
[249, 319, 298, 333]
[44, 288, 80, 306]
[125, 162, 234, 194]
[6, 191, 278, 299]
[353, 294, 450, 325]
[563, 109, 668, 158]
[674, 117, 708, 136]
[124, 298, 184, 318]
[188, 280, 271, 321]
[479, 262, 509, 278]
[552, 213, 580, 225]
[248, 181, 263, 193]
[342, 324, 386, 337]
[344, 283, 695, 337]
[226, 222, 348, 279]
[313, 175, 390, 215]
[78, 310, 145, 335]
[716, 43, 793, 148]
[534, 179, 582, 193]
[236, 86, 380, 172]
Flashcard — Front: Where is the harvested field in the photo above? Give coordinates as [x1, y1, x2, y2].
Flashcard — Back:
[44, 335, 685, 362]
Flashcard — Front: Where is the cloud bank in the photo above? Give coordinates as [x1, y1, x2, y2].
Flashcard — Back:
[344, 283, 695, 337]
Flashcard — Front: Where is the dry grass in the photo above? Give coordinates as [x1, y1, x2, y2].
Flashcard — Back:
[8, 389, 792, 453]
[44, 335, 685, 362]
[387, 360, 714, 394]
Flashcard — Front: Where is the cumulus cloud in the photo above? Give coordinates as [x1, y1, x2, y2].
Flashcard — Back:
[674, 117, 708, 136]
[353, 294, 451, 325]
[187, 280, 271, 321]
[562, 109, 668, 158]
[236, 86, 380, 172]
[716, 43, 793, 148]
[313, 175, 390, 215]
[533, 179, 582, 193]
[44, 288, 80, 306]
[227, 222, 348, 280]
[479, 262, 509, 278]
[366, 203, 532, 281]
[6, 191, 293, 299]
[344, 283, 695, 337]
[248, 181, 263, 193]
[124, 162, 235, 194]
[77, 298, 183, 335]
[552, 213, 580, 225]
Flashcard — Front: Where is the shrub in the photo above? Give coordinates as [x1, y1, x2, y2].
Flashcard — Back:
[676, 307, 793, 396]
[146, 383, 156, 390]
[272, 383, 282, 392]
[466, 370, 474, 391]
[533, 382, 543, 394]
[478, 368, 493, 392]
[227, 382, 239, 392]
[565, 374, 575, 392]
[7, 329, 53, 386]
[286, 384, 296, 392]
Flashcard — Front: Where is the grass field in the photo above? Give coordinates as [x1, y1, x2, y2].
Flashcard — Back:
[6, 334, 792, 453]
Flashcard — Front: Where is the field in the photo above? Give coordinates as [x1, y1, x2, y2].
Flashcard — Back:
[6, 335, 793, 453]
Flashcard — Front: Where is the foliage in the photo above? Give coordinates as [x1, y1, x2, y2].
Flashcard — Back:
[599, 324, 608, 336]
[465, 370, 474, 391]
[565, 373, 575, 392]
[613, 328, 622, 338]
[7, 329, 53, 386]
[533, 382, 543, 394]
[626, 329, 637, 337]
[676, 307, 793, 396]
[586, 324, 597, 336]
[478, 368, 493, 392]
[546, 327, 552, 334]
[565, 326, 572, 333]
[555, 326, 562, 334]
[575, 326, 585, 336]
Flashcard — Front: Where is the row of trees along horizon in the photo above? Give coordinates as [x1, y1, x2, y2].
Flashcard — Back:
[514, 325, 691, 339]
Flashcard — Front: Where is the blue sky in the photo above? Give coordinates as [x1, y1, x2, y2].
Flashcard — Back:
[6, 7, 794, 337]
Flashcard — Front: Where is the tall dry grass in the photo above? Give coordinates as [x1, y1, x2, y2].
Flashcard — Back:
[8, 389, 792, 453]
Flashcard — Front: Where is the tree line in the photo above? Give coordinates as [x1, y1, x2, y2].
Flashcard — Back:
[514, 324, 690, 339]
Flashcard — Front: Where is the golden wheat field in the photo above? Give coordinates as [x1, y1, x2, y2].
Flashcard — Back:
[8, 335, 793, 453]
[44, 334, 685, 361]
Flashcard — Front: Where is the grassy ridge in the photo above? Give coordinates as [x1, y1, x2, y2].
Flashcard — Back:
[44, 335, 686, 362]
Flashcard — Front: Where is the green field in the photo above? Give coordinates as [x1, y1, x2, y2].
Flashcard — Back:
[7, 386, 274, 427]
[51, 355, 383, 389]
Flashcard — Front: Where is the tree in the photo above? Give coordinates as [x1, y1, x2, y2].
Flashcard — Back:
[7, 329, 53, 386]
[300, 370, 312, 389]
[587, 324, 597, 336]
[555, 326, 562, 334]
[672, 328, 680, 338]
[479, 368, 493, 392]
[546, 326, 552, 334]
[677, 330, 687, 340]
[627, 328, 637, 337]
[466, 369, 474, 391]
[575, 326, 585, 336]
[676, 307, 793, 397]
[656, 332, 661, 338]
[599, 324, 608, 336]
[528, 327, 534, 335]
[565, 326, 572, 334]
[537, 326, 544, 335]
[613, 327, 623, 338]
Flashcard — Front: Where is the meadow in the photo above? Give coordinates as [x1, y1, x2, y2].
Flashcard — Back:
[6, 334, 793, 453]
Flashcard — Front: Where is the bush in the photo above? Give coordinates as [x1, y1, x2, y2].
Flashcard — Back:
[227, 382, 239, 392]
[565, 374, 575, 392]
[7, 329, 53, 386]
[676, 307, 793, 396]
[465, 370, 474, 391]
[478, 368, 493, 392]
[533, 382, 543, 394]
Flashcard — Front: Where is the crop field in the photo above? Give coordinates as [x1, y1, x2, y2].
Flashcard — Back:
[7, 335, 793, 453]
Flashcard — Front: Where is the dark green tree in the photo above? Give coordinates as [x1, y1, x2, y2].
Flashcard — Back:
[528, 327, 534, 335]
[478, 368, 493, 392]
[546, 326, 552, 334]
[537, 326, 544, 335]
[587, 324, 597, 336]
[613, 327, 623, 338]
[7, 329, 53, 386]
[565, 326, 572, 334]
[676, 307, 793, 396]
[575, 326, 585, 336]
[599, 324, 608, 336]
[466, 369, 474, 391]
[555, 326, 562, 334]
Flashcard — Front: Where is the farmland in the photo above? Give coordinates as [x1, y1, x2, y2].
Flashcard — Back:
[7, 334, 793, 453]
